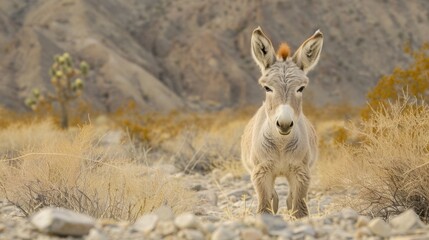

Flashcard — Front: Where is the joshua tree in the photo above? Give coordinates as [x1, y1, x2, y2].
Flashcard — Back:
[25, 52, 89, 129]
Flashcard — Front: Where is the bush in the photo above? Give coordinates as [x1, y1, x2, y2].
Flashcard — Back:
[0, 121, 196, 221]
[25, 53, 90, 129]
[322, 95, 429, 221]
[361, 43, 429, 119]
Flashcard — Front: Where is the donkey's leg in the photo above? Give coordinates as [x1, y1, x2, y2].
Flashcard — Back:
[286, 165, 310, 218]
[252, 163, 275, 214]
[272, 189, 279, 214]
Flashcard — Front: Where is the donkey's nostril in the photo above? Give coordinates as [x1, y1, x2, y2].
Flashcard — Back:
[276, 121, 280, 127]
[289, 121, 294, 127]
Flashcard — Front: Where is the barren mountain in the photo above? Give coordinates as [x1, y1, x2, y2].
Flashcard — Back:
[1, 0, 429, 112]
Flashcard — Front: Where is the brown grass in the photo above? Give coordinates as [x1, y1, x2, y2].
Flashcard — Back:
[318, 95, 429, 221]
[0, 121, 196, 221]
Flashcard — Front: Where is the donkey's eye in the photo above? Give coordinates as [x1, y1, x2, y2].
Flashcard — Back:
[297, 86, 305, 93]
[264, 86, 273, 92]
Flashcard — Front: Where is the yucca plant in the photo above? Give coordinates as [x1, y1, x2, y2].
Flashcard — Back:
[25, 53, 89, 129]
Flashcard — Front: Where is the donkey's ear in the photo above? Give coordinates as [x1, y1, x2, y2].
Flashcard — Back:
[251, 27, 276, 72]
[292, 30, 323, 74]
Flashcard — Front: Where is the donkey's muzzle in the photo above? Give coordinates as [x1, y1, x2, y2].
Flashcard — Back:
[276, 120, 293, 135]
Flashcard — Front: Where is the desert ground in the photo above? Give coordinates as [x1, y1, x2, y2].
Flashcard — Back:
[1, 96, 429, 239]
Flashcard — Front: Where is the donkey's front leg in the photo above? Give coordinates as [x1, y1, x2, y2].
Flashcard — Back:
[252, 163, 275, 214]
[286, 165, 310, 218]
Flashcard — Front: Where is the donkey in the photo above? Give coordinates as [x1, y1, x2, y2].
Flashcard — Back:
[241, 27, 323, 218]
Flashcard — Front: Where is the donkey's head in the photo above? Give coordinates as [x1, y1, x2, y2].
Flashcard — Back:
[251, 27, 323, 135]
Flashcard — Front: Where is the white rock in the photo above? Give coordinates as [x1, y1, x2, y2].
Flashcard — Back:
[390, 235, 429, 240]
[133, 214, 159, 234]
[157, 221, 177, 236]
[175, 213, 199, 229]
[85, 228, 108, 240]
[390, 209, 424, 234]
[178, 229, 204, 240]
[354, 227, 373, 239]
[211, 226, 237, 240]
[154, 206, 174, 221]
[201, 222, 216, 233]
[355, 215, 370, 228]
[155, 164, 179, 174]
[368, 218, 391, 238]
[241, 228, 263, 240]
[31, 207, 95, 236]
[341, 208, 359, 220]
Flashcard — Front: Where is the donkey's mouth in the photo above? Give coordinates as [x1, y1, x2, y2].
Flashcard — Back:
[278, 129, 291, 135]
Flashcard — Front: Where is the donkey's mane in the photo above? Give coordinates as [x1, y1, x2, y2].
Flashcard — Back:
[277, 43, 290, 61]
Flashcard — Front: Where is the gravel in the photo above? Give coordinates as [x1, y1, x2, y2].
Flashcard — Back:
[1, 172, 429, 239]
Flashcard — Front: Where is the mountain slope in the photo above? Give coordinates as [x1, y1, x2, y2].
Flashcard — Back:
[1, 0, 428, 111]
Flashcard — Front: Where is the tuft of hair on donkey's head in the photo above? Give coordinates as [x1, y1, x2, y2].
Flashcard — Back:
[251, 26, 323, 136]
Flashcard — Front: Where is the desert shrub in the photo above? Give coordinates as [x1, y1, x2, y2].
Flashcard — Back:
[361, 42, 429, 119]
[25, 52, 90, 129]
[0, 121, 196, 221]
[112, 102, 256, 173]
[321, 95, 429, 221]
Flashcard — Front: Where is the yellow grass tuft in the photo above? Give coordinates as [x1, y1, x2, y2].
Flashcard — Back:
[0, 121, 196, 221]
[318, 95, 429, 221]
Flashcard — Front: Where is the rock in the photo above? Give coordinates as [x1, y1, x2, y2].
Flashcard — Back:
[255, 214, 288, 234]
[157, 221, 177, 236]
[240, 228, 263, 240]
[155, 164, 179, 174]
[226, 189, 251, 200]
[154, 206, 174, 221]
[354, 227, 373, 239]
[85, 228, 108, 240]
[191, 184, 207, 191]
[368, 218, 391, 238]
[31, 207, 95, 236]
[133, 214, 159, 234]
[341, 208, 358, 220]
[199, 190, 218, 206]
[99, 130, 122, 145]
[390, 209, 424, 234]
[14, 228, 32, 240]
[220, 173, 234, 184]
[390, 235, 429, 240]
[211, 226, 237, 240]
[0, 224, 5, 232]
[178, 229, 204, 240]
[293, 224, 316, 237]
[175, 213, 199, 229]
[201, 222, 216, 233]
[331, 229, 354, 239]
[355, 215, 370, 228]
[270, 228, 293, 238]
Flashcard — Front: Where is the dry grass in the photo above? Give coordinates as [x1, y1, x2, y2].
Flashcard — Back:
[318, 95, 429, 221]
[0, 121, 196, 221]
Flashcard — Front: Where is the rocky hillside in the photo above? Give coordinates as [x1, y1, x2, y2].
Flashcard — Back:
[1, 0, 429, 112]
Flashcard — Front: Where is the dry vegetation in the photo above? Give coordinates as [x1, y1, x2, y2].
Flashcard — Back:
[319, 95, 429, 221]
[0, 121, 196, 221]
[0, 43, 428, 224]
